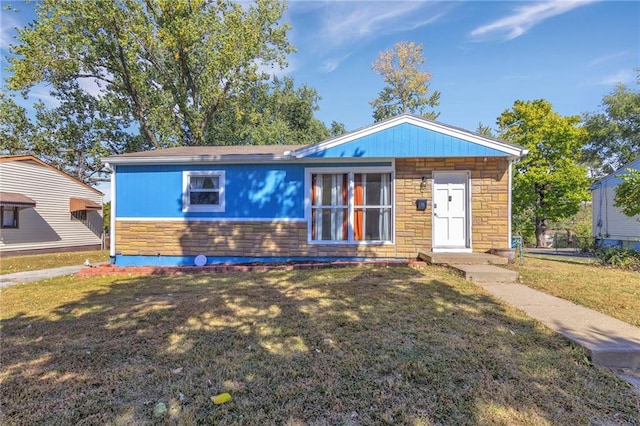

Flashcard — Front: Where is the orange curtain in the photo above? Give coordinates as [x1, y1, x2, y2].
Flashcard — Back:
[342, 174, 348, 240]
[354, 174, 363, 240]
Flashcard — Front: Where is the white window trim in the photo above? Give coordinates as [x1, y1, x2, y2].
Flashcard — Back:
[182, 170, 226, 213]
[305, 166, 395, 245]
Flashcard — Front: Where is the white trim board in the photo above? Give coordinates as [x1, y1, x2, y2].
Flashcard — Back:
[115, 217, 307, 222]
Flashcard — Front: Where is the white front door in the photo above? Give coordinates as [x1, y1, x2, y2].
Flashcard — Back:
[432, 171, 470, 251]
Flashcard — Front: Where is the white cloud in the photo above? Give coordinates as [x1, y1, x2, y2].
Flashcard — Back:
[600, 69, 635, 86]
[319, 2, 449, 47]
[287, 1, 454, 74]
[0, 12, 20, 51]
[586, 50, 629, 68]
[470, 0, 597, 41]
[322, 52, 352, 73]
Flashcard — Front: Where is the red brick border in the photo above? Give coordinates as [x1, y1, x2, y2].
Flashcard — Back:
[77, 259, 427, 277]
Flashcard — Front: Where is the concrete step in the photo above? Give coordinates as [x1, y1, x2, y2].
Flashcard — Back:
[418, 250, 508, 266]
[450, 264, 519, 283]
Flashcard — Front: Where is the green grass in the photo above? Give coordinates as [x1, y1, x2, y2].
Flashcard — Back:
[512, 254, 640, 327]
[1, 266, 637, 425]
[0, 250, 109, 275]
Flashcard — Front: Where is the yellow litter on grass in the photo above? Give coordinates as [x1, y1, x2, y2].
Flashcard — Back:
[211, 392, 232, 405]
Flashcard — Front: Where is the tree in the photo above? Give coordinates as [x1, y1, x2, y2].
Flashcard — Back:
[0, 92, 33, 154]
[32, 82, 136, 184]
[8, 0, 294, 148]
[583, 84, 640, 174]
[475, 122, 495, 138]
[103, 201, 111, 232]
[614, 169, 640, 218]
[369, 41, 440, 122]
[328, 121, 347, 138]
[206, 77, 331, 145]
[498, 99, 590, 247]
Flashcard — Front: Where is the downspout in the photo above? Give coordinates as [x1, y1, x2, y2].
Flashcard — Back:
[507, 159, 513, 247]
[106, 163, 116, 259]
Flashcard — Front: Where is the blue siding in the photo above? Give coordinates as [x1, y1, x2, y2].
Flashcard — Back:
[116, 162, 391, 218]
[306, 123, 509, 158]
[598, 238, 640, 251]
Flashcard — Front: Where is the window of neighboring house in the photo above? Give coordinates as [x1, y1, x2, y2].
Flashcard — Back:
[182, 171, 225, 212]
[1, 206, 19, 229]
[310, 170, 393, 243]
[71, 210, 87, 222]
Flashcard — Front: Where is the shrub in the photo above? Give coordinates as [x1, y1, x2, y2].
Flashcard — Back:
[595, 247, 640, 271]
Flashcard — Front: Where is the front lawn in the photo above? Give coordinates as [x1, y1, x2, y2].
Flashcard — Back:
[513, 255, 640, 327]
[0, 250, 110, 275]
[1, 266, 637, 424]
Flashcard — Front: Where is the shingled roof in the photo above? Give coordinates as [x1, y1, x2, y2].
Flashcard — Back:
[111, 145, 305, 158]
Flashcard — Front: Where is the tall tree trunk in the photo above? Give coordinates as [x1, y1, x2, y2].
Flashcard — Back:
[535, 217, 547, 248]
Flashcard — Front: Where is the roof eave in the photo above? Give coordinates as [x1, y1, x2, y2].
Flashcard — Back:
[102, 153, 297, 165]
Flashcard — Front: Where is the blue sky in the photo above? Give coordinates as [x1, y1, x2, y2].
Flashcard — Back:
[1, 0, 638, 132]
[282, 0, 638, 132]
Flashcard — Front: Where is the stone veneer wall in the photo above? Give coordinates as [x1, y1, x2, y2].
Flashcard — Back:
[116, 157, 509, 258]
[394, 157, 509, 255]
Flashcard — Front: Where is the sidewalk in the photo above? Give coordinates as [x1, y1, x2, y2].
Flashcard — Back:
[481, 283, 640, 370]
[0, 265, 84, 288]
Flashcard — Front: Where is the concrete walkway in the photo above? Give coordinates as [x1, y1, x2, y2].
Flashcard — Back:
[0, 265, 83, 288]
[481, 283, 640, 369]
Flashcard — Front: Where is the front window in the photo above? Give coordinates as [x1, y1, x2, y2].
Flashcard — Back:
[1, 206, 19, 229]
[311, 174, 348, 241]
[354, 173, 392, 241]
[310, 170, 393, 243]
[183, 171, 225, 212]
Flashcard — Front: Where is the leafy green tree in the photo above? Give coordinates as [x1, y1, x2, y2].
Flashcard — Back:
[583, 84, 640, 174]
[475, 122, 494, 138]
[614, 169, 640, 218]
[8, 0, 293, 148]
[0, 92, 33, 154]
[207, 77, 330, 145]
[32, 82, 136, 184]
[103, 201, 111, 232]
[370, 41, 440, 122]
[498, 99, 590, 247]
[328, 121, 348, 138]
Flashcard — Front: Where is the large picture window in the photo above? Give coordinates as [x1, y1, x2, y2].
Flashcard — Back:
[311, 173, 348, 241]
[182, 171, 225, 212]
[309, 170, 393, 243]
[354, 173, 392, 241]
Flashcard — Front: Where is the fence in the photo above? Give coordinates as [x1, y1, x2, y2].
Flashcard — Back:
[549, 233, 596, 253]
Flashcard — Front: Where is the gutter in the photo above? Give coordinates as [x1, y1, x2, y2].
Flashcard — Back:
[102, 153, 298, 165]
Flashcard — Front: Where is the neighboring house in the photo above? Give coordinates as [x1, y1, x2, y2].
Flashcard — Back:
[0, 155, 103, 256]
[103, 114, 528, 266]
[591, 157, 640, 250]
